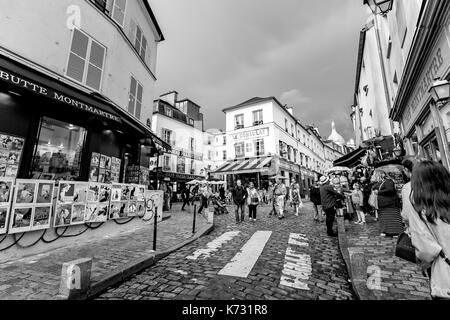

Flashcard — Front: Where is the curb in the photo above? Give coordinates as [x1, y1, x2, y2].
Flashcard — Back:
[336, 217, 377, 300]
[86, 222, 215, 299]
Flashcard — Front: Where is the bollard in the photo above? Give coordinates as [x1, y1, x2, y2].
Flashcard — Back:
[58, 258, 92, 300]
[153, 207, 158, 251]
[193, 204, 197, 234]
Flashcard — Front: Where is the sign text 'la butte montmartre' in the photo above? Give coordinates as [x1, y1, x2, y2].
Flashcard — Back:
[0, 68, 120, 122]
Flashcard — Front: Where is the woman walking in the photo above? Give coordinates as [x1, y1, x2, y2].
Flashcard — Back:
[375, 170, 403, 237]
[289, 178, 303, 216]
[247, 182, 261, 222]
[408, 161, 450, 300]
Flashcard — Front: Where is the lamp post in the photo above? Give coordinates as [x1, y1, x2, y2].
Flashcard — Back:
[364, 0, 393, 15]
[429, 79, 450, 169]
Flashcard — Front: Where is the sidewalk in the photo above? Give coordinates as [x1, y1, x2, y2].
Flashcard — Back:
[338, 214, 431, 300]
[0, 204, 212, 300]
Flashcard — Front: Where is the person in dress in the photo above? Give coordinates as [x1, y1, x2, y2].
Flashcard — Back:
[309, 181, 323, 222]
[408, 161, 450, 300]
[289, 178, 303, 217]
[351, 183, 365, 225]
[374, 170, 403, 237]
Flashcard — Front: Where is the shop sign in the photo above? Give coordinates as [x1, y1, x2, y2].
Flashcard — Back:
[401, 32, 450, 133]
[232, 127, 269, 141]
[168, 148, 202, 161]
[0, 68, 121, 122]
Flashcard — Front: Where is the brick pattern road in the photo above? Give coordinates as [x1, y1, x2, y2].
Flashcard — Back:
[345, 215, 431, 300]
[97, 202, 355, 300]
[0, 205, 208, 300]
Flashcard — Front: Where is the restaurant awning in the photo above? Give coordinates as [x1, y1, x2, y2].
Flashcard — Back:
[333, 147, 367, 168]
[213, 157, 273, 175]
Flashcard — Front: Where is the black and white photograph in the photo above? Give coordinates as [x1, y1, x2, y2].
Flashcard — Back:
[1, 0, 450, 310]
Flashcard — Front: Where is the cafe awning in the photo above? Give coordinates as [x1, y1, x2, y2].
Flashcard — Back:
[333, 147, 367, 168]
[213, 157, 273, 175]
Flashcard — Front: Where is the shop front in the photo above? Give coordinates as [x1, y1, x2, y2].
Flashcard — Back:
[392, 10, 450, 169]
[0, 55, 170, 260]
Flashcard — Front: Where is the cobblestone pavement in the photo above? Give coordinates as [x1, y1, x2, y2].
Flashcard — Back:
[345, 215, 431, 300]
[97, 202, 355, 300]
[0, 204, 208, 300]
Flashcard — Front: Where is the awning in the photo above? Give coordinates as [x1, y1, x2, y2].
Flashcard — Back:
[333, 147, 367, 168]
[213, 157, 272, 175]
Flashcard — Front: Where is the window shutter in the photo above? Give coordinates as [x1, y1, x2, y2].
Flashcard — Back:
[145, 47, 152, 68]
[140, 36, 147, 61]
[67, 29, 89, 82]
[172, 131, 176, 146]
[85, 40, 105, 90]
[106, 0, 114, 15]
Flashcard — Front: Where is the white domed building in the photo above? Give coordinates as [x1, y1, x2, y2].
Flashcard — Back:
[327, 121, 346, 146]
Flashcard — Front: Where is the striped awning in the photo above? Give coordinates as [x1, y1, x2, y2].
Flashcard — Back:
[213, 157, 273, 175]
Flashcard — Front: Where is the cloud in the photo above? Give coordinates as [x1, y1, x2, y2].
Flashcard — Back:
[279, 89, 311, 108]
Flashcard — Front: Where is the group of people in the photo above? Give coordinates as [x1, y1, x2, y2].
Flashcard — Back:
[231, 177, 303, 224]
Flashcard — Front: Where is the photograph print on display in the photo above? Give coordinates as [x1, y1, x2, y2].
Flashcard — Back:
[85, 203, 98, 222]
[71, 204, 86, 225]
[73, 183, 88, 203]
[36, 182, 54, 204]
[10, 207, 33, 233]
[32, 206, 52, 230]
[0, 178, 13, 204]
[54, 204, 72, 227]
[59, 182, 75, 203]
[88, 184, 100, 202]
[98, 184, 111, 203]
[121, 185, 130, 201]
[0, 207, 8, 234]
[15, 182, 36, 204]
[111, 185, 121, 202]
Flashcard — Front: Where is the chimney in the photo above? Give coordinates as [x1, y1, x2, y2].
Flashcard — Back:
[285, 105, 293, 115]
[160, 91, 178, 106]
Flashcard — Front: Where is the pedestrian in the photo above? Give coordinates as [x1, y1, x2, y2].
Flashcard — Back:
[197, 182, 210, 215]
[375, 170, 403, 237]
[232, 179, 248, 224]
[273, 177, 287, 220]
[351, 183, 365, 225]
[332, 177, 346, 217]
[289, 178, 303, 217]
[219, 186, 226, 201]
[320, 175, 344, 237]
[181, 185, 191, 211]
[247, 182, 261, 222]
[309, 182, 323, 222]
[408, 161, 450, 300]
[400, 158, 415, 233]
[369, 173, 380, 221]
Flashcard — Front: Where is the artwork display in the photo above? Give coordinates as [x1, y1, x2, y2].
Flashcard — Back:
[109, 183, 146, 220]
[0, 133, 25, 178]
[90, 153, 119, 183]
[54, 181, 88, 227]
[110, 157, 121, 183]
[85, 183, 110, 223]
[143, 190, 164, 222]
[10, 179, 55, 234]
[0, 177, 14, 234]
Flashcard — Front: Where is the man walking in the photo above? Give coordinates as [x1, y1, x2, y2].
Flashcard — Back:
[232, 179, 247, 224]
[319, 175, 344, 237]
[197, 182, 210, 215]
[310, 181, 323, 222]
[181, 185, 191, 211]
[274, 177, 287, 220]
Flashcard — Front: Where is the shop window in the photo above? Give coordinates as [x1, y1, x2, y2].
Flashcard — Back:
[31, 117, 87, 180]
[128, 76, 143, 119]
[66, 28, 106, 91]
[177, 156, 185, 174]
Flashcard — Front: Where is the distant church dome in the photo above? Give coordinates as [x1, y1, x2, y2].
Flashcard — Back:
[327, 121, 346, 146]
[347, 138, 356, 148]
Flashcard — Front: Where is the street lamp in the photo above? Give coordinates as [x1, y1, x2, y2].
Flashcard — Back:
[429, 79, 450, 104]
[364, 0, 394, 15]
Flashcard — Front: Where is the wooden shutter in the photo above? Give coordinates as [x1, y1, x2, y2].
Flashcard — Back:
[85, 40, 105, 90]
[112, 0, 126, 26]
[135, 83, 143, 119]
[67, 29, 89, 82]
[127, 18, 137, 44]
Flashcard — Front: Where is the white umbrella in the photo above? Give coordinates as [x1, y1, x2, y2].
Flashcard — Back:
[187, 179, 200, 185]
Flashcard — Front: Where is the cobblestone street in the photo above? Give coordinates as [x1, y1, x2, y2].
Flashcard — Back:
[97, 202, 356, 300]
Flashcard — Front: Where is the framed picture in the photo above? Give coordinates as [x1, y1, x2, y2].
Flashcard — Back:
[98, 184, 111, 203]
[98, 169, 106, 183]
[32, 206, 52, 230]
[85, 203, 98, 222]
[111, 185, 121, 202]
[89, 166, 99, 182]
[136, 201, 145, 217]
[88, 184, 100, 202]
[15, 181, 36, 204]
[36, 182, 54, 204]
[104, 156, 112, 170]
[91, 152, 100, 167]
[0, 206, 9, 234]
[127, 201, 138, 217]
[73, 183, 88, 203]
[120, 185, 130, 201]
[9, 207, 33, 233]
[71, 204, 86, 225]
[0, 133, 25, 179]
[0, 178, 14, 204]
[54, 204, 72, 227]
[96, 203, 108, 222]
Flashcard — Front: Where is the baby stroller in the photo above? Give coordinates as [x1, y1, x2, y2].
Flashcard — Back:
[211, 195, 228, 215]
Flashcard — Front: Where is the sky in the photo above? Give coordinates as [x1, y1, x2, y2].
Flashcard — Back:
[148, 0, 369, 141]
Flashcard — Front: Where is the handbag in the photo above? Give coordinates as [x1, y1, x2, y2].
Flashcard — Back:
[395, 232, 417, 263]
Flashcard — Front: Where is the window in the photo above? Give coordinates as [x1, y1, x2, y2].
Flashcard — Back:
[110, 0, 126, 26]
[293, 148, 297, 163]
[177, 157, 185, 174]
[163, 155, 170, 171]
[245, 142, 253, 154]
[285, 119, 289, 132]
[190, 138, 195, 152]
[223, 136, 226, 145]
[235, 142, 245, 158]
[254, 139, 264, 156]
[208, 151, 212, 160]
[66, 29, 106, 91]
[396, 0, 408, 49]
[162, 128, 172, 144]
[253, 110, 263, 126]
[386, 36, 392, 59]
[128, 76, 143, 119]
[164, 106, 173, 117]
[291, 124, 295, 137]
[134, 25, 147, 61]
[189, 118, 194, 126]
[235, 114, 244, 129]
[190, 161, 196, 174]
[223, 150, 227, 160]
[287, 146, 292, 161]
[31, 117, 87, 180]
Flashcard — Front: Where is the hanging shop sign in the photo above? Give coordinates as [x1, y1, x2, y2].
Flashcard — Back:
[9, 179, 55, 234]
[0, 68, 121, 122]
[401, 31, 450, 133]
[144, 190, 163, 222]
[232, 127, 269, 141]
